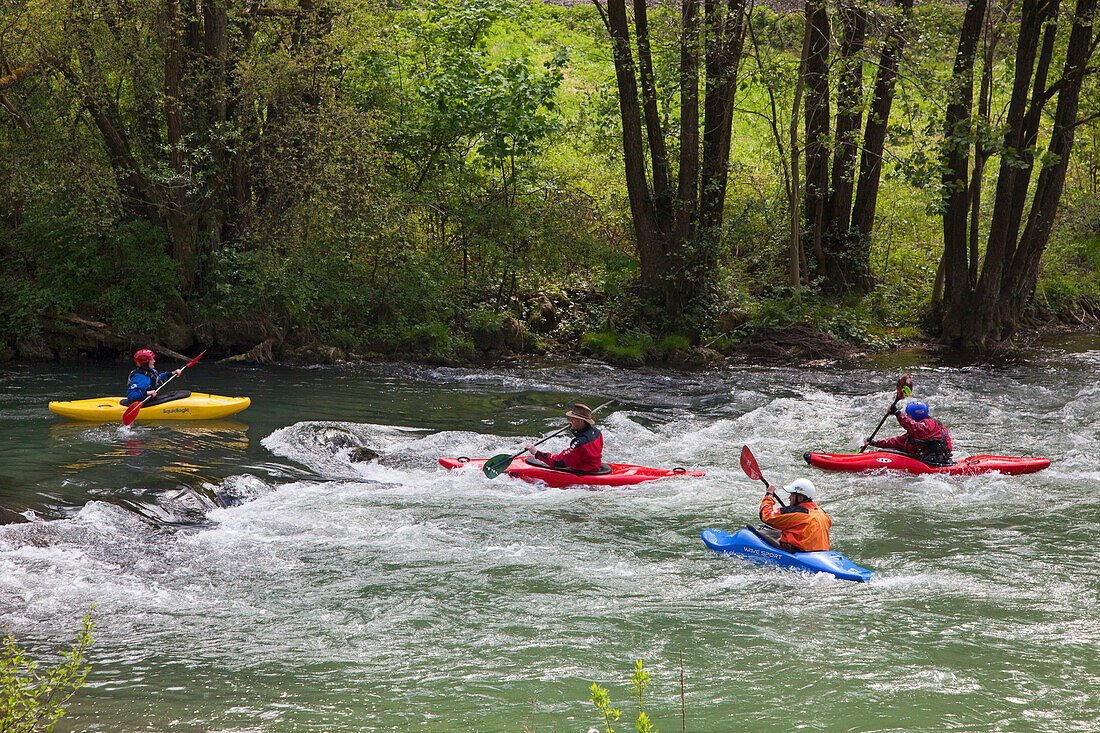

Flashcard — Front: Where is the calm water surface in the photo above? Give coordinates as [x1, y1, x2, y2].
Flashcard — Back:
[1, 341, 1098, 732]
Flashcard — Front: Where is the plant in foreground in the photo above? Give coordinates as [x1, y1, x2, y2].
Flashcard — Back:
[0, 611, 94, 732]
[589, 660, 658, 733]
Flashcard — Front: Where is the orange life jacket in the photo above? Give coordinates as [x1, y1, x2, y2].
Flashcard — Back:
[759, 495, 831, 552]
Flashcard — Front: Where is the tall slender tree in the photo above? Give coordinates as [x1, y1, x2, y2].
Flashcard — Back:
[594, 0, 747, 332]
[801, 0, 915, 293]
[1, 0, 337, 291]
[938, 0, 1099, 350]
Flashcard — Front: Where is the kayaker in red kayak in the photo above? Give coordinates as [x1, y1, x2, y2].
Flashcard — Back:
[524, 403, 604, 472]
[755, 478, 831, 552]
[866, 400, 954, 466]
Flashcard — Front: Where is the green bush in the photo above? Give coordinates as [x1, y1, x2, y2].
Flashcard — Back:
[581, 330, 654, 366]
[589, 660, 659, 733]
[656, 333, 691, 356]
[1, 611, 94, 732]
[0, 217, 179, 339]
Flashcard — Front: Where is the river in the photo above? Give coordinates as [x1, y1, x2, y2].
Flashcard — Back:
[1, 339, 1098, 732]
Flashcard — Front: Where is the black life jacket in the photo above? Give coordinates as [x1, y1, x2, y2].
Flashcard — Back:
[905, 419, 953, 466]
[128, 366, 160, 390]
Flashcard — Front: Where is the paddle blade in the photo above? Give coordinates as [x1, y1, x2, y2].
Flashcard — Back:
[897, 374, 913, 399]
[183, 349, 206, 369]
[121, 400, 144, 426]
[482, 453, 515, 479]
[739, 445, 763, 481]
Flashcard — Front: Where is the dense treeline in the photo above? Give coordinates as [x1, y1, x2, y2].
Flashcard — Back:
[1, 0, 1097, 363]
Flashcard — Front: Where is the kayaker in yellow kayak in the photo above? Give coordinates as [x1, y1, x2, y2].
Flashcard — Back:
[125, 349, 184, 406]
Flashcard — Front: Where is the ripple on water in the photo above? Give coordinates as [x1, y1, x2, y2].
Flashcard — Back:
[2, 353, 1099, 731]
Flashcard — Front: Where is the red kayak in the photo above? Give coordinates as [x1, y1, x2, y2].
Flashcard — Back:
[438, 456, 705, 488]
[804, 450, 1050, 476]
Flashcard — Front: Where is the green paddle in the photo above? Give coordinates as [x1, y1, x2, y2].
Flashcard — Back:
[859, 374, 913, 452]
[482, 400, 613, 479]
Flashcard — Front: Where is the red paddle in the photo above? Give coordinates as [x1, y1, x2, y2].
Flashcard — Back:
[122, 350, 206, 426]
[740, 445, 784, 507]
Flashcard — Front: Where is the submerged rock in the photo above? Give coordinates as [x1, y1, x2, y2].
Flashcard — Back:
[318, 429, 380, 462]
[0, 506, 30, 525]
[349, 447, 380, 463]
[322, 431, 358, 451]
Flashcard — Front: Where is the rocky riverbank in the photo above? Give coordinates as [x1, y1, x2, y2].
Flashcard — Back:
[2, 296, 1096, 369]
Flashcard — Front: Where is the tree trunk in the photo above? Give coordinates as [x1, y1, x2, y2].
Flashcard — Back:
[938, 0, 987, 343]
[667, 0, 702, 320]
[821, 0, 869, 292]
[803, 0, 831, 271]
[601, 0, 663, 287]
[965, 9, 1003, 290]
[695, 0, 746, 320]
[942, 0, 1097, 349]
[851, 0, 913, 240]
[596, 0, 747, 331]
[827, 0, 866, 238]
[789, 19, 811, 289]
[965, 0, 1050, 336]
[699, 0, 746, 236]
[634, 0, 671, 209]
[1001, 0, 1097, 322]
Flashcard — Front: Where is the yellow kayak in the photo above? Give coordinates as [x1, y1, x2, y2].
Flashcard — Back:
[48, 393, 251, 422]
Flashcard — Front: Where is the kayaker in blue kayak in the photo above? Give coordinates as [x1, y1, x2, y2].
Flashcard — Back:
[754, 478, 831, 552]
[125, 349, 182, 405]
[523, 403, 604, 472]
[866, 400, 953, 466]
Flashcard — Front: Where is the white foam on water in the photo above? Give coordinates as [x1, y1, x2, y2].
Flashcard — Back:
[6, 354, 1100, 730]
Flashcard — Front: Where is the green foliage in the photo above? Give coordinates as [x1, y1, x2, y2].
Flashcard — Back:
[0, 217, 178, 338]
[589, 661, 659, 733]
[581, 331, 654, 366]
[0, 612, 94, 732]
[1, 0, 1097, 358]
[629, 660, 657, 733]
[1030, 193, 1100, 316]
[657, 334, 691, 356]
[590, 682, 620, 733]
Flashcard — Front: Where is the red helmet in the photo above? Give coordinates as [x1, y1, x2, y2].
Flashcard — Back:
[134, 349, 155, 365]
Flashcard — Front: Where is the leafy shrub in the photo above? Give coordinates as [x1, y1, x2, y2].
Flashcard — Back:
[656, 334, 691, 356]
[581, 330, 654, 366]
[0, 217, 178, 340]
[589, 660, 658, 733]
[1, 611, 94, 732]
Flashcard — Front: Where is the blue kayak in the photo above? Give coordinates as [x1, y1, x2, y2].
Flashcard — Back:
[701, 527, 874, 583]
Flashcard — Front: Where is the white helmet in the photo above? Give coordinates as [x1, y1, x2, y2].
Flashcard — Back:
[783, 478, 817, 501]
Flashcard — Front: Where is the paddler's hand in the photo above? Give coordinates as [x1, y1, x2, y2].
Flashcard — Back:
[148, 389, 158, 398]
[524, 444, 536, 454]
[887, 403, 899, 415]
[172, 369, 182, 377]
[765, 483, 777, 495]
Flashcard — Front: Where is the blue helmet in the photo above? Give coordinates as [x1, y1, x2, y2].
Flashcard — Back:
[905, 401, 930, 421]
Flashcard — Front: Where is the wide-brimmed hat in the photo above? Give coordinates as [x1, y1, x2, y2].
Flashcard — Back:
[565, 403, 595, 425]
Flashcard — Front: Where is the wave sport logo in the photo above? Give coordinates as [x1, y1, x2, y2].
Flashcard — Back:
[162, 408, 191, 414]
[740, 547, 781, 560]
